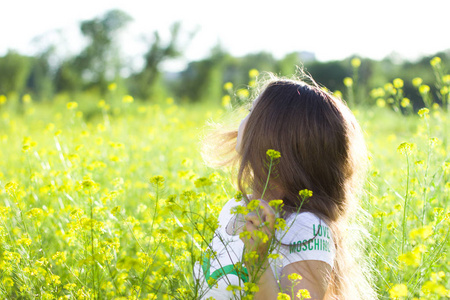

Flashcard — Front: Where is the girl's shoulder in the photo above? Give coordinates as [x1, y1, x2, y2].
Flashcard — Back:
[277, 211, 333, 244]
[274, 211, 336, 268]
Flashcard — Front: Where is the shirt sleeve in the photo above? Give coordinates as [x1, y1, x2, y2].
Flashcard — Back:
[274, 212, 336, 272]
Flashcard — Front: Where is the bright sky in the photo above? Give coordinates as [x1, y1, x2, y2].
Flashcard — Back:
[1, 0, 448, 71]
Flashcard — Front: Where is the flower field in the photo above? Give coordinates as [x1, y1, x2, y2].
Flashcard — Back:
[0, 59, 449, 299]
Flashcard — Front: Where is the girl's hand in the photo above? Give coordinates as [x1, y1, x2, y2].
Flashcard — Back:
[240, 200, 276, 265]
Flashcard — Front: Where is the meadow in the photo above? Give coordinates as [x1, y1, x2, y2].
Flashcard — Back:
[0, 58, 449, 299]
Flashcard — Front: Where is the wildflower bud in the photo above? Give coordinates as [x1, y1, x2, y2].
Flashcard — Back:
[122, 95, 134, 103]
[412, 77, 423, 87]
[419, 85, 430, 94]
[430, 56, 441, 67]
[299, 189, 313, 199]
[418, 108, 429, 117]
[393, 78, 404, 89]
[351, 58, 361, 68]
[223, 82, 233, 90]
[343, 77, 353, 87]
[249, 69, 259, 78]
[66, 102, 78, 110]
[108, 83, 117, 91]
[150, 175, 165, 187]
[266, 149, 281, 159]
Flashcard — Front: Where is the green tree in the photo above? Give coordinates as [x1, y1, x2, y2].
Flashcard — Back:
[304, 60, 349, 92]
[0, 51, 32, 97]
[59, 9, 132, 95]
[175, 44, 228, 103]
[130, 22, 192, 100]
[277, 52, 302, 76]
[27, 46, 55, 101]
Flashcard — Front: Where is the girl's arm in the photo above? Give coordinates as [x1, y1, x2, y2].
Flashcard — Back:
[241, 200, 331, 299]
[251, 259, 331, 300]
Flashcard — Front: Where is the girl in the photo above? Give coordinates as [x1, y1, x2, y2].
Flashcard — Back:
[196, 75, 375, 299]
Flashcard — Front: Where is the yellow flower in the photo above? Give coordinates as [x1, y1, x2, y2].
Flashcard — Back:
[275, 217, 286, 231]
[66, 102, 78, 110]
[412, 77, 423, 87]
[393, 78, 404, 89]
[243, 282, 259, 293]
[419, 85, 430, 94]
[421, 280, 448, 296]
[442, 74, 450, 84]
[384, 83, 394, 93]
[398, 251, 421, 267]
[253, 230, 269, 243]
[194, 177, 212, 188]
[266, 149, 281, 159]
[81, 179, 95, 189]
[222, 95, 231, 107]
[111, 206, 122, 216]
[22, 94, 32, 103]
[223, 82, 233, 90]
[98, 99, 106, 108]
[122, 95, 134, 103]
[150, 175, 165, 187]
[376, 98, 386, 108]
[97, 124, 106, 132]
[50, 274, 61, 285]
[247, 199, 261, 210]
[2, 277, 14, 288]
[5, 181, 19, 197]
[64, 283, 76, 291]
[16, 237, 32, 247]
[333, 90, 343, 99]
[268, 253, 282, 260]
[249, 69, 259, 78]
[397, 142, 415, 155]
[418, 108, 429, 117]
[108, 82, 117, 91]
[400, 98, 410, 107]
[296, 289, 311, 299]
[269, 199, 284, 210]
[0, 95, 6, 105]
[237, 89, 249, 99]
[26, 207, 44, 219]
[389, 283, 408, 298]
[351, 58, 361, 68]
[343, 77, 353, 87]
[430, 56, 441, 67]
[277, 293, 291, 300]
[52, 251, 67, 265]
[370, 88, 385, 98]
[387, 221, 397, 230]
[288, 273, 303, 282]
[299, 189, 313, 199]
[231, 205, 249, 216]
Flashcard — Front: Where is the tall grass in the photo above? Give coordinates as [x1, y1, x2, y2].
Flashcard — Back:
[0, 59, 448, 299]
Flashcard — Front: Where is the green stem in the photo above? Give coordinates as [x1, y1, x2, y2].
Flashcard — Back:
[401, 153, 410, 255]
[421, 116, 431, 226]
[261, 158, 273, 200]
[89, 191, 96, 299]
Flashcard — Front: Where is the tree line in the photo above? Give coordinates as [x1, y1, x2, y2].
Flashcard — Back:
[0, 9, 448, 110]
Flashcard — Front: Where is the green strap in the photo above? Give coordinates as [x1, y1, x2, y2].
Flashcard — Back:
[202, 256, 249, 287]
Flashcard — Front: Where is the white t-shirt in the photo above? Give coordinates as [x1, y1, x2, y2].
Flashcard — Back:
[194, 199, 336, 300]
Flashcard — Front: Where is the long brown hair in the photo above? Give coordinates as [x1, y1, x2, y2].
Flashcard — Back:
[203, 73, 375, 299]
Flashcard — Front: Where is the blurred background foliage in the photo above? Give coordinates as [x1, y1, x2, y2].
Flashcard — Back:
[0, 9, 448, 111]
